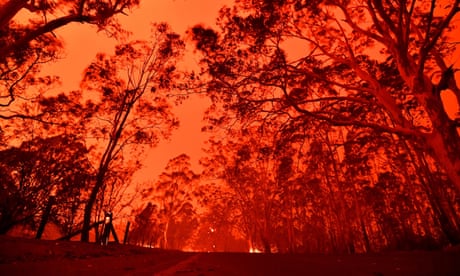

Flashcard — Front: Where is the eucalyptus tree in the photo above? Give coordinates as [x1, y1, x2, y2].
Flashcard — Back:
[142, 154, 199, 249]
[79, 23, 183, 242]
[129, 202, 162, 247]
[201, 125, 296, 253]
[406, 146, 460, 244]
[198, 148, 250, 251]
[0, 0, 139, 118]
[382, 134, 460, 247]
[191, 0, 460, 191]
[341, 128, 460, 249]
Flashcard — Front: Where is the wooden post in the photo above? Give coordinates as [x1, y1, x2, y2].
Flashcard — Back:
[110, 222, 119, 243]
[123, 221, 130, 245]
[99, 211, 121, 245]
[100, 211, 112, 245]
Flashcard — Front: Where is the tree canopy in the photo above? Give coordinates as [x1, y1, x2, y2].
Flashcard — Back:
[189, 0, 460, 252]
[1, 0, 460, 254]
[79, 22, 183, 242]
[192, 0, 460, 190]
[0, 0, 139, 117]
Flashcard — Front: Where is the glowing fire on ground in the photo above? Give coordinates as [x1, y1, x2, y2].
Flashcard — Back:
[249, 248, 262, 253]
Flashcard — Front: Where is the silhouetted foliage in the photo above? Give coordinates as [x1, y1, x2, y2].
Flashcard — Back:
[192, 0, 460, 253]
[0, 134, 92, 234]
[80, 23, 183, 242]
[192, 0, 460, 189]
[129, 202, 162, 247]
[131, 154, 200, 249]
[0, 0, 139, 119]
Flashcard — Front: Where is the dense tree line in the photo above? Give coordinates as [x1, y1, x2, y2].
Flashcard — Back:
[1, 1, 181, 241]
[1, 0, 460, 254]
[197, 124, 460, 253]
[187, 0, 460, 253]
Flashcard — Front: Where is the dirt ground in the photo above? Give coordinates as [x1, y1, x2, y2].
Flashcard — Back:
[1, 235, 459, 275]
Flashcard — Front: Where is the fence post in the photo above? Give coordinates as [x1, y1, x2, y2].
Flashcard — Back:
[100, 211, 112, 245]
[123, 221, 130, 245]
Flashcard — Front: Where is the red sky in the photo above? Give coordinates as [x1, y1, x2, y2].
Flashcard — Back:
[40, 0, 459, 184]
[41, 0, 230, 183]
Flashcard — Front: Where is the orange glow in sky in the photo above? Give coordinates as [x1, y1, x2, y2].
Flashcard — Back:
[3, 0, 460, 256]
[38, 0, 460, 184]
[41, 0, 230, 182]
[6, 2, 460, 173]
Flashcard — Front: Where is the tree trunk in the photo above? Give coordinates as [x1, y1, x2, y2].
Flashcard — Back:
[80, 103, 130, 242]
[410, 75, 460, 192]
[163, 219, 169, 249]
[323, 132, 351, 253]
[286, 215, 295, 253]
[425, 128, 460, 192]
[81, 173, 105, 242]
[261, 234, 271, 253]
[387, 37, 460, 192]
[410, 143, 460, 245]
[360, 218, 371, 253]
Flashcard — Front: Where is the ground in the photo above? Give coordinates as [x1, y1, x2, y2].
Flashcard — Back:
[1, 235, 459, 275]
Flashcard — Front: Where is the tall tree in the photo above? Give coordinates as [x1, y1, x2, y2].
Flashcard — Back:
[191, 0, 460, 191]
[149, 154, 199, 249]
[129, 201, 162, 247]
[201, 128, 291, 253]
[79, 23, 183, 242]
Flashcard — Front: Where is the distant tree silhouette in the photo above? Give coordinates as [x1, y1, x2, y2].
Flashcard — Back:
[130, 155, 200, 249]
[129, 202, 161, 247]
[148, 154, 199, 249]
